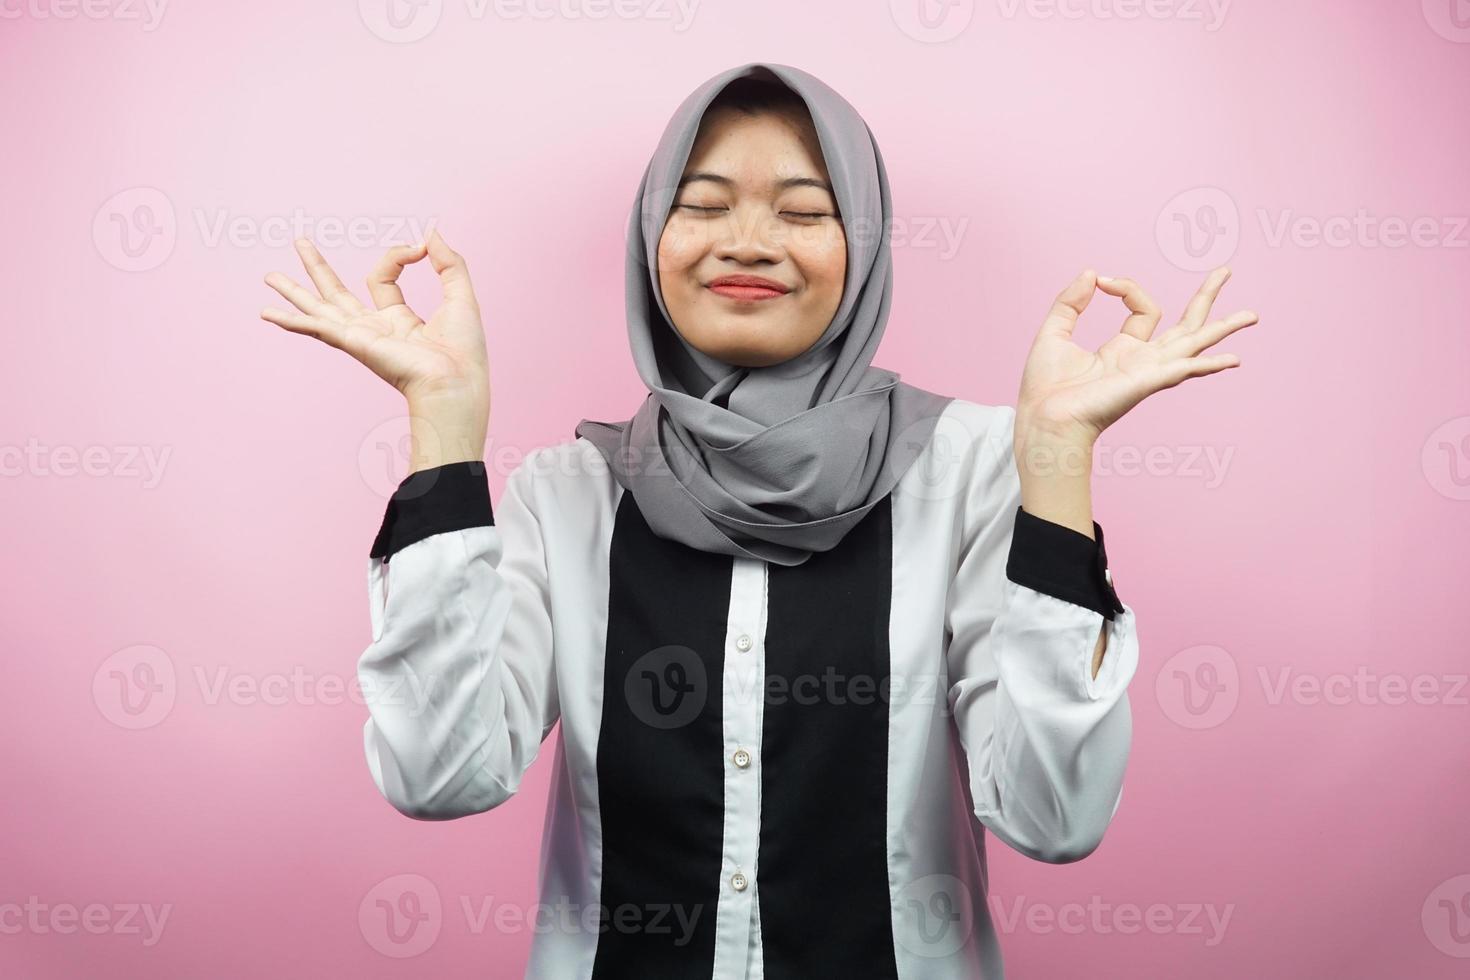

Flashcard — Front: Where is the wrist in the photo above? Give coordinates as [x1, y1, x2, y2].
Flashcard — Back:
[406, 395, 489, 475]
[1014, 402, 1098, 452]
[1014, 429, 1094, 481]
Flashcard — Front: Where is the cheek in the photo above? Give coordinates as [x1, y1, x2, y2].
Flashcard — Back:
[793, 226, 847, 303]
[657, 220, 704, 275]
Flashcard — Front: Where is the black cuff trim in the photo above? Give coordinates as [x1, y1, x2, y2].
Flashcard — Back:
[370, 460, 494, 561]
[1005, 505, 1124, 620]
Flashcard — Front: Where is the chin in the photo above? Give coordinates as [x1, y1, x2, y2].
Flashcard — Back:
[694, 320, 802, 367]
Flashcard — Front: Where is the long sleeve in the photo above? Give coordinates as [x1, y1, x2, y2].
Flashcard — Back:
[944, 406, 1139, 864]
[357, 454, 560, 821]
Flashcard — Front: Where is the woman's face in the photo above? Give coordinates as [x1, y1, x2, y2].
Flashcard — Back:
[657, 106, 847, 368]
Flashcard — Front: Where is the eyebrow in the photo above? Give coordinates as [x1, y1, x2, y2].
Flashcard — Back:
[676, 171, 834, 194]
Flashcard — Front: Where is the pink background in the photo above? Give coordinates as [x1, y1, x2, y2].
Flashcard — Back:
[5, 1, 1469, 976]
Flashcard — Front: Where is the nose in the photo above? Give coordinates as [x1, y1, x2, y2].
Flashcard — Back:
[711, 204, 784, 265]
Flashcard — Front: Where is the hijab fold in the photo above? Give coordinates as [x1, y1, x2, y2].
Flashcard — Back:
[575, 61, 954, 567]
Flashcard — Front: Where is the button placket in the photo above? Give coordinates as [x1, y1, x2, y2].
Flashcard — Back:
[711, 557, 769, 976]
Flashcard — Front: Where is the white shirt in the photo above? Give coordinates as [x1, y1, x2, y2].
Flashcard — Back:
[357, 397, 1138, 979]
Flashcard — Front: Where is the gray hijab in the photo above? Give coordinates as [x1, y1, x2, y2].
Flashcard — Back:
[574, 61, 955, 567]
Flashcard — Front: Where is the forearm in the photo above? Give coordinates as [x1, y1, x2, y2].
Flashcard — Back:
[1013, 428, 1108, 679]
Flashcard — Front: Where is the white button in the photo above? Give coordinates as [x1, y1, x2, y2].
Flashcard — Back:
[732, 748, 751, 768]
[730, 872, 749, 892]
[735, 633, 753, 652]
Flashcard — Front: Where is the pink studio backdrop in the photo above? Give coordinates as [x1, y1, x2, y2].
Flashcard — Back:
[4, 2, 1468, 977]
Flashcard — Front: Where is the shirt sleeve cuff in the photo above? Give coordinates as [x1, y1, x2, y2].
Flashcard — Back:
[1004, 505, 1125, 620]
[369, 460, 495, 561]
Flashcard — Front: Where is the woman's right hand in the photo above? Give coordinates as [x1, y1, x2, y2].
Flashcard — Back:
[261, 229, 490, 472]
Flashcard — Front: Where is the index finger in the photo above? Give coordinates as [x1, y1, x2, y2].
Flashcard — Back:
[1041, 269, 1100, 337]
[1177, 266, 1231, 332]
[366, 241, 430, 311]
[295, 238, 365, 313]
[1095, 275, 1162, 340]
[425, 228, 477, 307]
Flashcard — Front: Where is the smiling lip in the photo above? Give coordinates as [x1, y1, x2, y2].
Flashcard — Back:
[706, 275, 790, 302]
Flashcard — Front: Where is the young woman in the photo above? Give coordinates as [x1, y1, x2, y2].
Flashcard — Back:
[262, 61, 1255, 980]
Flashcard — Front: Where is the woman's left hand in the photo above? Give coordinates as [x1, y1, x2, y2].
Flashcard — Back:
[1015, 267, 1258, 448]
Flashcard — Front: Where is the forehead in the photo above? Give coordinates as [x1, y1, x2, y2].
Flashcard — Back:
[683, 108, 830, 183]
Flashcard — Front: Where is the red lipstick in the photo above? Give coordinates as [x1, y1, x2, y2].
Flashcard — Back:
[706, 274, 791, 302]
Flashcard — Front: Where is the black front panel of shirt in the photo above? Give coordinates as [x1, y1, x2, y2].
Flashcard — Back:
[592, 491, 732, 978]
[759, 495, 901, 979]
